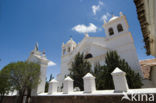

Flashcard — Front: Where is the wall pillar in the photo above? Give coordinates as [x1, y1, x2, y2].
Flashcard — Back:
[83, 73, 96, 93]
[63, 76, 73, 94]
[37, 63, 48, 94]
[111, 67, 129, 92]
[48, 79, 58, 94]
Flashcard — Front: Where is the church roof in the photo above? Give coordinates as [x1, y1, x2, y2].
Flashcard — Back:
[109, 16, 119, 22]
[66, 38, 77, 45]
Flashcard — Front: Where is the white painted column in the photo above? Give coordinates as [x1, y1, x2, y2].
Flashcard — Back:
[111, 67, 129, 92]
[83, 73, 96, 93]
[48, 79, 58, 94]
[63, 76, 73, 94]
[37, 63, 48, 94]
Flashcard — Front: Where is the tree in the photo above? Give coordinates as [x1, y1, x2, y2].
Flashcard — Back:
[0, 70, 11, 103]
[45, 78, 49, 92]
[2, 61, 40, 103]
[69, 52, 92, 90]
[94, 51, 143, 90]
[45, 74, 54, 92]
[93, 64, 107, 90]
[49, 74, 54, 81]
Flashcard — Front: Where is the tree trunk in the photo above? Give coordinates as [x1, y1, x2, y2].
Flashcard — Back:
[17, 89, 25, 103]
[25, 89, 31, 103]
[0, 95, 4, 103]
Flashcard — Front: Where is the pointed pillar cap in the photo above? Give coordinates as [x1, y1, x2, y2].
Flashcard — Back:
[83, 73, 95, 79]
[64, 76, 73, 81]
[111, 67, 126, 75]
[49, 79, 58, 83]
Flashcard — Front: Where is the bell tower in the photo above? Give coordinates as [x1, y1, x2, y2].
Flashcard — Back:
[62, 38, 77, 56]
[103, 12, 129, 37]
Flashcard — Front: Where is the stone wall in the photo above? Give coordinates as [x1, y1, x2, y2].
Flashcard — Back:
[2, 94, 156, 103]
[3, 68, 156, 103]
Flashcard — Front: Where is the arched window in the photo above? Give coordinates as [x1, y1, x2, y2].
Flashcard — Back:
[85, 53, 93, 59]
[108, 28, 114, 36]
[68, 47, 70, 52]
[63, 49, 66, 55]
[117, 24, 123, 32]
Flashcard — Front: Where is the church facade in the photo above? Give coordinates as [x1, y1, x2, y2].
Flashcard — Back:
[57, 12, 141, 89]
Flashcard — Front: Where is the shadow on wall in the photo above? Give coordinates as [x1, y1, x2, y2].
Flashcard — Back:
[1, 95, 144, 103]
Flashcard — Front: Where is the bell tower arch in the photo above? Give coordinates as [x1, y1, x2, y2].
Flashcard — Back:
[103, 12, 129, 37]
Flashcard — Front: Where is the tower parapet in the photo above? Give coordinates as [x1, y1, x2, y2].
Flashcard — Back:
[103, 12, 129, 37]
[62, 38, 77, 56]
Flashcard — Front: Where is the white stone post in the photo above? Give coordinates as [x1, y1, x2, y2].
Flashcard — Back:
[48, 79, 58, 94]
[111, 67, 129, 92]
[83, 73, 96, 93]
[63, 76, 73, 94]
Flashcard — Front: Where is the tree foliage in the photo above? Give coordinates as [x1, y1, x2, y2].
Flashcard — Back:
[0, 70, 11, 103]
[94, 51, 143, 89]
[69, 52, 92, 90]
[1, 61, 40, 103]
[45, 74, 54, 92]
[49, 74, 54, 81]
[93, 64, 108, 90]
[68, 51, 142, 91]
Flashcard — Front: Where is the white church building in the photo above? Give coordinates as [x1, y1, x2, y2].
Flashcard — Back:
[25, 12, 143, 94]
[56, 12, 142, 89]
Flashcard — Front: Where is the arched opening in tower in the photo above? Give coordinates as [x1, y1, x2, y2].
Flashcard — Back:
[85, 53, 93, 59]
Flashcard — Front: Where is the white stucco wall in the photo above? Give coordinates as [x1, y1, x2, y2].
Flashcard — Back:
[37, 63, 48, 94]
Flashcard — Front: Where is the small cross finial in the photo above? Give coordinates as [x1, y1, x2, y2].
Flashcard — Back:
[35, 42, 39, 51]
[42, 49, 46, 54]
[42, 49, 46, 57]
[120, 12, 123, 16]
[62, 42, 64, 46]
[104, 20, 107, 24]
[85, 33, 89, 37]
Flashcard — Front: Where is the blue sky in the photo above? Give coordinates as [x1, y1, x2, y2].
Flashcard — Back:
[0, 0, 154, 79]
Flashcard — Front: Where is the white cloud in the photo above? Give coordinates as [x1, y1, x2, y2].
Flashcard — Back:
[48, 61, 56, 67]
[99, 1, 104, 5]
[101, 12, 111, 22]
[92, 5, 100, 15]
[72, 23, 97, 34]
[92, 1, 104, 15]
